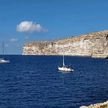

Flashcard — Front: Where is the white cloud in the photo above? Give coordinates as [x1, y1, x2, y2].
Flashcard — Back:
[10, 38, 18, 42]
[16, 21, 48, 33]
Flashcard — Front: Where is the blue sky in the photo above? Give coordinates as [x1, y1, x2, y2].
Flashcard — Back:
[0, 0, 108, 54]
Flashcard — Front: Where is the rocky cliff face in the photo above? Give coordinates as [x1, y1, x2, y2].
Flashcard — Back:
[80, 100, 108, 108]
[23, 30, 108, 58]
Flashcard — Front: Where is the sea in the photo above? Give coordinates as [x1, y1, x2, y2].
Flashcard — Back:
[0, 55, 108, 108]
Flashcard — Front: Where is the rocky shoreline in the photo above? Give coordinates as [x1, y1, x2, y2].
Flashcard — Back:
[80, 100, 108, 108]
[23, 30, 108, 58]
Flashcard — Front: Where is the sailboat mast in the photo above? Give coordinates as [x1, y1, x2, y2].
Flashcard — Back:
[2, 42, 5, 55]
[63, 55, 65, 66]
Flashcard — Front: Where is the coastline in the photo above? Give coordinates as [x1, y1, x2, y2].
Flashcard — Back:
[22, 30, 108, 58]
[80, 100, 108, 108]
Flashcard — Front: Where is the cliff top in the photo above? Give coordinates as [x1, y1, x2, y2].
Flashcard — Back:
[24, 30, 108, 46]
[55, 30, 108, 44]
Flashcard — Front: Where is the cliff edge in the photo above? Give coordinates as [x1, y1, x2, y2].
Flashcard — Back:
[23, 30, 108, 58]
[80, 100, 108, 108]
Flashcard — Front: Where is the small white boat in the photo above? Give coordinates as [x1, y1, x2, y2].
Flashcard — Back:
[58, 55, 74, 72]
[0, 58, 10, 63]
[0, 42, 10, 64]
[58, 66, 73, 72]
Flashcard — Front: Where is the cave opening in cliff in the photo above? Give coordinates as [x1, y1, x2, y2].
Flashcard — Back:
[106, 34, 108, 41]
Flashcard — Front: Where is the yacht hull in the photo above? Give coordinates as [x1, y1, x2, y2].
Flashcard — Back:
[58, 66, 74, 72]
[0, 59, 10, 63]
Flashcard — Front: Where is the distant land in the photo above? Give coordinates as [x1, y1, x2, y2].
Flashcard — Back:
[80, 100, 108, 108]
[23, 30, 108, 58]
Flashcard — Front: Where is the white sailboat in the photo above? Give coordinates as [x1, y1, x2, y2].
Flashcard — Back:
[0, 58, 10, 63]
[58, 55, 74, 72]
[0, 42, 10, 63]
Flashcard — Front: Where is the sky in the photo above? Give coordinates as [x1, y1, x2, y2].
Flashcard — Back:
[0, 0, 108, 54]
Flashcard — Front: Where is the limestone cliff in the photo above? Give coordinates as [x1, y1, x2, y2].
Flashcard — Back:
[22, 30, 108, 58]
[80, 100, 108, 108]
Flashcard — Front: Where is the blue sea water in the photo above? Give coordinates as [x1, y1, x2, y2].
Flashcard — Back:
[0, 55, 108, 108]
